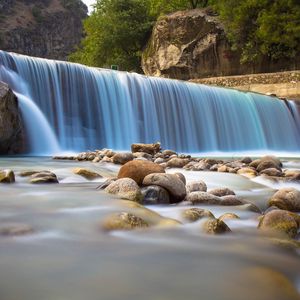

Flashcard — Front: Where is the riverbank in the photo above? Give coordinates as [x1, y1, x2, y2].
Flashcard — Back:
[191, 71, 300, 100]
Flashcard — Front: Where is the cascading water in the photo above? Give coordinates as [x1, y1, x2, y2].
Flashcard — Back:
[0, 50, 299, 154]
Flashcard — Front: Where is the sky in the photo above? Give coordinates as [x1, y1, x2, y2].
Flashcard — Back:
[82, 0, 96, 13]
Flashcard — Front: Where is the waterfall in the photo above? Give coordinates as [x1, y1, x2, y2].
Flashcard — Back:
[0, 50, 300, 154]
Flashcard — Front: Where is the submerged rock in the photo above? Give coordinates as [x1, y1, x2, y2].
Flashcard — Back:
[143, 173, 186, 203]
[0, 169, 15, 183]
[202, 218, 231, 234]
[258, 210, 298, 238]
[105, 178, 143, 202]
[73, 168, 102, 180]
[30, 171, 58, 184]
[208, 187, 235, 197]
[218, 213, 240, 222]
[0, 223, 33, 236]
[186, 192, 220, 205]
[186, 180, 207, 193]
[118, 160, 165, 185]
[182, 208, 214, 223]
[268, 188, 300, 211]
[141, 185, 170, 205]
[102, 212, 149, 231]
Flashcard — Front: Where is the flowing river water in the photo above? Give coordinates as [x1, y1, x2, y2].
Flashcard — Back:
[0, 157, 299, 300]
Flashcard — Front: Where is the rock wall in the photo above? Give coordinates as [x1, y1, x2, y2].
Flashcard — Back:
[191, 71, 300, 100]
[0, 81, 23, 154]
[0, 0, 87, 60]
[142, 9, 300, 80]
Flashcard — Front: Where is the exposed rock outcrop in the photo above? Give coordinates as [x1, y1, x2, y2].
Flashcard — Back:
[0, 81, 23, 153]
[142, 9, 300, 80]
[0, 0, 87, 60]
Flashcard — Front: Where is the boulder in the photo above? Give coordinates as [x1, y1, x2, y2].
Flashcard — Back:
[218, 213, 240, 222]
[240, 157, 252, 164]
[192, 161, 211, 171]
[268, 188, 300, 211]
[217, 165, 229, 173]
[112, 152, 134, 165]
[102, 212, 149, 231]
[186, 191, 221, 205]
[30, 171, 58, 184]
[141, 185, 170, 205]
[73, 168, 102, 180]
[131, 142, 161, 155]
[166, 157, 189, 168]
[237, 167, 257, 178]
[186, 180, 207, 193]
[258, 210, 298, 238]
[0, 169, 15, 183]
[174, 172, 186, 185]
[161, 149, 177, 157]
[118, 160, 165, 185]
[182, 208, 214, 222]
[0, 81, 23, 154]
[259, 168, 283, 177]
[257, 160, 281, 172]
[202, 218, 231, 234]
[105, 178, 142, 202]
[143, 173, 186, 203]
[132, 152, 153, 160]
[208, 187, 235, 197]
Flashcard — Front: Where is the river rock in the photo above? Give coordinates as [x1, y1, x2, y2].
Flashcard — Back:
[268, 188, 300, 211]
[219, 195, 244, 206]
[141, 185, 170, 205]
[133, 152, 153, 160]
[258, 210, 298, 238]
[0, 81, 23, 154]
[166, 157, 189, 168]
[257, 160, 281, 172]
[174, 172, 186, 185]
[209, 187, 235, 197]
[182, 208, 214, 222]
[0, 169, 15, 183]
[186, 180, 207, 193]
[186, 192, 221, 205]
[131, 142, 161, 155]
[192, 161, 211, 171]
[112, 152, 134, 165]
[102, 212, 149, 231]
[0, 223, 34, 236]
[202, 218, 231, 234]
[92, 157, 100, 163]
[161, 149, 177, 157]
[154, 157, 165, 164]
[30, 171, 59, 184]
[105, 178, 142, 202]
[217, 165, 229, 173]
[218, 213, 240, 222]
[101, 156, 113, 163]
[259, 168, 283, 176]
[118, 160, 165, 185]
[143, 173, 186, 203]
[284, 169, 300, 180]
[237, 167, 257, 178]
[240, 157, 252, 164]
[73, 168, 102, 180]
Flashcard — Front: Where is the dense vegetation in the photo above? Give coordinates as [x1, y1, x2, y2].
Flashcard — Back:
[70, 0, 300, 72]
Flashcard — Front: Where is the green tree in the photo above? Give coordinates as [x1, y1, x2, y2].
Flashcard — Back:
[214, 0, 300, 63]
[69, 0, 154, 71]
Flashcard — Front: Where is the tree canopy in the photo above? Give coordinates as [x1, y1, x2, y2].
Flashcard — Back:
[70, 0, 300, 71]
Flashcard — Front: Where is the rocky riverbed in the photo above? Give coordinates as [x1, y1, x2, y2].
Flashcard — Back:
[0, 145, 300, 299]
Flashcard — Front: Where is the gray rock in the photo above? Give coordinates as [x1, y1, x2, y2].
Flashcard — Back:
[141, 185, 170, 205]
[186, 180, 207, 193]
[186, 191, 221, 205]
[209, 187, 235, 197]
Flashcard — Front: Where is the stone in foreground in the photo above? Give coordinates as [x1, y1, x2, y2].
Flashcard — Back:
[73, 168, 102, 180]
[182, 208, 214, 223]
[202, 218, 231, 234]
[268, 188, 300, 211]
[0, 169, 15, 183]
[141, 185, 170, 205]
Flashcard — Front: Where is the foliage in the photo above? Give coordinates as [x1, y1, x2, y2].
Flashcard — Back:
[69, 0, 154, 71]
[214, 0, 300, 63]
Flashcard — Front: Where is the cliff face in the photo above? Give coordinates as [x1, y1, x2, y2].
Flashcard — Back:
[0, 0, 87, 60]
[142, 9, 300, 80]
[0, 81, 23, 154]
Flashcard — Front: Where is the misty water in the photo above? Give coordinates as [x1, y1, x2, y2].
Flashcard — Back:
[0, 157, 299, 300]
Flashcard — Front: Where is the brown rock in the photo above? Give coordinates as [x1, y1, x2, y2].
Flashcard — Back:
[186, 192, 221, 205]
[73, 168, 102, 180]
[0, 223, 34, 236]
[29, 171, 58, 184]
[143, 173, 186, 203]
[237, 167, 257, 178]
[202, 218, 231, 234]
[131, 142, 161, 155]
[268, 188, 300, 211]
[118, 160, 165, 185]
[0, 169, 15, 183]
[257, 160, 281, 172]
[174, 172, 186, 185]
[218, 213, 240, 222]
[105, 178, 142, 202]
[102, 212, 149, 231]
[186, 180, 207, 193]
[208, 187, 235, 197]
[166, 157, 189, 168]
[112, 152, 134, 165]
[259, 168, 283, 176]
[258, 210, 298, 238]
[182, 208, 214, 222]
